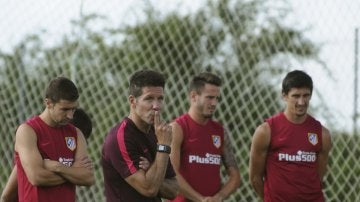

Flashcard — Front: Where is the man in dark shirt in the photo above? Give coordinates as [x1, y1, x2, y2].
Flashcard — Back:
[101, 70, 178, 202]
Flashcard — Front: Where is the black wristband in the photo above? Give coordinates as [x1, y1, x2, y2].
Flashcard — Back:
[157, 144, 171, 154]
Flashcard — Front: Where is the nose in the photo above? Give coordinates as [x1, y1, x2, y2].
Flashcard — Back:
[210, 97, 218, 106]
[212, 98, 218, 105]
[152, 100, 163, 111]
[297, 97, 306, 105]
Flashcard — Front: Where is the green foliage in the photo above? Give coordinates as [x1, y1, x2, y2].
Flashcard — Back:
[0, 0, 331, 201]
[324, 133, 360, 201]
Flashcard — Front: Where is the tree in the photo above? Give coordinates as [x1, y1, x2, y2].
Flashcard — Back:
[0, 0, 330, 200]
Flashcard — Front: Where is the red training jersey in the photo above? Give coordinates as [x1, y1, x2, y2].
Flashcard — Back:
[264, 112, 324, 202]
[15, 116, 77, 202]
[170, 114, 224, 202]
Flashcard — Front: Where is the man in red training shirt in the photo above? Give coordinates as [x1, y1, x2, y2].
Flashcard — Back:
[170, 72, 240, 202]
[1, 108, 93, 202]
[249, 70, 332, 202]
[13, 77, 94, 202]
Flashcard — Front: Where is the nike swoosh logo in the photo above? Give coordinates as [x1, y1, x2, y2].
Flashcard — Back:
[189, 138, 198, 143]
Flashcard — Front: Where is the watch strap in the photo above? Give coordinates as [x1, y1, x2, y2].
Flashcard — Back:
[157, 144, 171, 154]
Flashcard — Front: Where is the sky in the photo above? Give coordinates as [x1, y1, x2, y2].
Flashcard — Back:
[0, 0, 359, 132]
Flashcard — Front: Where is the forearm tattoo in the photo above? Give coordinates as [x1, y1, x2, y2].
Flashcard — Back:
[222, 129, 239, 169]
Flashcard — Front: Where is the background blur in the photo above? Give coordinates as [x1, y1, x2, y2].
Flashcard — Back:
[0, 0, 359, 201]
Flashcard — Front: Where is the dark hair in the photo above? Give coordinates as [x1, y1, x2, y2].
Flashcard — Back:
[71, 108, 92, 140]
[189, 72, 222, 94]
[282, 70, 313, 95]
[45, 77, 79, 102]
[129, 70, 166, 97]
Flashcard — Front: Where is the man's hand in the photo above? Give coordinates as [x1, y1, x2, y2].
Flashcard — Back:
[203, 195, 224, 202]
[202, 192, 226, 202]
[73, 156, 94, 170]
[139, 156, 150, 171]
[154, 111, 172, 146]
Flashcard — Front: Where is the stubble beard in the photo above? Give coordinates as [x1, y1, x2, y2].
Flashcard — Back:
[203, 113, 213, 119]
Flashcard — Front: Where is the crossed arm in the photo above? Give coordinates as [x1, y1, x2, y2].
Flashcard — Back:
[43, 128, 94, 186]
[125, 152, 178, 199]
[123, 111, 178, 199]
[14, 124, 94, 187]
[1, 126, 94, 202]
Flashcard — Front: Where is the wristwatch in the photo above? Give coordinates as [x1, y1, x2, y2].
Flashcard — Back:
[157, 144, 171, 154]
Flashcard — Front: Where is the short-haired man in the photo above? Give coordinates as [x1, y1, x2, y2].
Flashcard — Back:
[13, 77, 95, 202]
[1, 108, 94, 202]
[101, 70, 178, 202]
[170, 72, 241, 202]
[249, 70, 332, 201]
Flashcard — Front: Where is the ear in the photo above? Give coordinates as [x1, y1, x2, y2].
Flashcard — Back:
[44, 98, 53, 108]
[281, 92, 287, 101]
[129, 95, 136, 108]
[190, 90, 197, 102]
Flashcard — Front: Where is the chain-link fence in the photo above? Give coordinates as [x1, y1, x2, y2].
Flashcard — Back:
[0, 0, 359, 201]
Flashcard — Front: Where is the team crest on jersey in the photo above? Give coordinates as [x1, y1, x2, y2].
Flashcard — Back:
[212, 135, 221, 148]
[308, 133, 318, 146]
[65, 137, 76, 151]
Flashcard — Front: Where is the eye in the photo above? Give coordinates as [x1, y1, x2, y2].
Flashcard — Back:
[143, 96, 153, 101]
